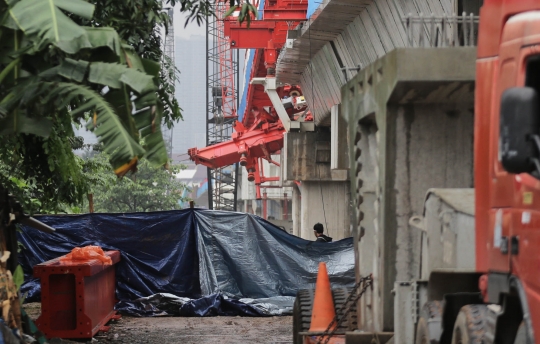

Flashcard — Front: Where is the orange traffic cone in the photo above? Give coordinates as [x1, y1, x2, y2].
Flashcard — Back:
[309, 262, 336, 332]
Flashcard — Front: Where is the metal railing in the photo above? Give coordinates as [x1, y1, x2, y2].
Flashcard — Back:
[403, 12, 480, 48]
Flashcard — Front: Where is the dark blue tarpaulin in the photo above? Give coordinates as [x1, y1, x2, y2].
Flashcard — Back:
[18, 209, 355, 316]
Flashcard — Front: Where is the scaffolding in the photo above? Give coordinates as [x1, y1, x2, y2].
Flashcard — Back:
[206, 1, 239, 210]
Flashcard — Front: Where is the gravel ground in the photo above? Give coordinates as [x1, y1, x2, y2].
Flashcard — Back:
[23, 303, 293, 344]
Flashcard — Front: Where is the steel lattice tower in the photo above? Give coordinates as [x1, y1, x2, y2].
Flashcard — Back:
[206, 2, 239, 211]
[162, 7, 175, 158]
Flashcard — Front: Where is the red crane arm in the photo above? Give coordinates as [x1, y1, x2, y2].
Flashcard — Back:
[188, 121, 285, 173]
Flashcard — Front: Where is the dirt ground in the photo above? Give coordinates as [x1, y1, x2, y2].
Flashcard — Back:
[24, 303, 293, 344]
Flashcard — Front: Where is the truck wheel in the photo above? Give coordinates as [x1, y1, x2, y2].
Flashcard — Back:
[293, 289, 314, 344]
[292, 288, 358, 344]
[451, 304, 488, 344]
[415, 300, 444, 344]
[514, 321, 532, 344]
[333, 287, 358, 331]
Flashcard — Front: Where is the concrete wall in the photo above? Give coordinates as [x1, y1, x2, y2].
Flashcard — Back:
[300, 181, 351, 241]
[282, 131, 335, 181]
[391, 103, 474, 283]
[354, 117, 380, 330]
[342, 48, 476, 332]
[282, 129, 352, 241]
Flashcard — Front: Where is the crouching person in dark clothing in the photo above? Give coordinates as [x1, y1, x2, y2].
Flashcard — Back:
[313, 223, 332, 242]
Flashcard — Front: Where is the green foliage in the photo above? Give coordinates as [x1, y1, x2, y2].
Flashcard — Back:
[0, 0, 192, 211]
[0, 132, 89, 214]
[177, 0, 213, 26]
[13, 266, 24, 291]
[175, 0, 257, 27]
[83, 153, 190, 213]
[81, 149, 116, 192]
[73, 0, 183, 128]
[224, 0, 258, 27]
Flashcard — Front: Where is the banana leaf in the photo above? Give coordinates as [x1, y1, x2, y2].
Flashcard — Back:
[0, 111, 52, 137]
[135, 104, 168, 166]
[57, 58, 89, 83]
[9, 0, 95, 53]
[38, 82, 145, 171]
[88, 62, 154, 94]
[84, 27, 122, 56]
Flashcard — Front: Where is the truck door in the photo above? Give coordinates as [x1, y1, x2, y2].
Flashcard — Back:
[509, 48, 540, 317]
[491, 12, 540, 274]
[488, 31, 519, 273]
[496, 11, 540, 338]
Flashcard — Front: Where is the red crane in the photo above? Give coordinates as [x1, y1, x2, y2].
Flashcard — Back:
[189, 0, 309, 199]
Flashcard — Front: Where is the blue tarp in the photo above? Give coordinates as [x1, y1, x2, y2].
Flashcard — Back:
[18, 209, 355, 316]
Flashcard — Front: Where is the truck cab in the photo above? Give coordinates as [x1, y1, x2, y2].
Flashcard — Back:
[410, 4, 540, 343]
[475, 4, 540, 343]
[412, 3, 540, 343]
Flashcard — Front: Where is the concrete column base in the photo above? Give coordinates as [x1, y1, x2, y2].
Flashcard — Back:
[300, 181, 351, 241]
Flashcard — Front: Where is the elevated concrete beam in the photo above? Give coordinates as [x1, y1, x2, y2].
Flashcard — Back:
[276, 0, 463, 127]
[277, 0, 369, 82]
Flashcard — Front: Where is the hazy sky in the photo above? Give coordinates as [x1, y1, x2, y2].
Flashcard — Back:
[173, 10, 206, 40]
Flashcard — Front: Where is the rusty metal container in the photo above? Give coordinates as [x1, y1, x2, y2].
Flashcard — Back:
[33, 250, 121, 339]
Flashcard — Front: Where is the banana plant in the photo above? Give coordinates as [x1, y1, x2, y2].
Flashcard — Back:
[0, 0, 169, 177]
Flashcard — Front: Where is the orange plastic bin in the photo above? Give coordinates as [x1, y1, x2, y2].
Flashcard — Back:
[33, 249, 121, 339]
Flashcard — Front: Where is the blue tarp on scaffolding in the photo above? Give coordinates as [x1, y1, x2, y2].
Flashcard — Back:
[18, 209, 355, 316]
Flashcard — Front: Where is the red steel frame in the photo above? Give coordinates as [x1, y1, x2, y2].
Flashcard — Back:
[34, 251, 121, 339]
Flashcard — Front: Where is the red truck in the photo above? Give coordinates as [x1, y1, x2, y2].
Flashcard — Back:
[473, 0, 540, 342]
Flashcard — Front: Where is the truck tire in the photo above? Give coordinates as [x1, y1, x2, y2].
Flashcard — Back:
[514, 321, 532, 344]
[293, 289, 314, 344]
[451, 304, 488, 344]
[292, 288, 358, 344]
[415, 300, 444, 344]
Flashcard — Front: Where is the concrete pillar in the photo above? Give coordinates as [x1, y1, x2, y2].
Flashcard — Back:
[331, 105, 349, 171]
[392, 103, 474, 282]
[300, 181, 350, 241]
[341, 48, 477, 332]
[292, 185, 301, 237]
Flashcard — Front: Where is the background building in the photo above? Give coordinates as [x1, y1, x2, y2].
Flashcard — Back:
[172, 34, 207, 157]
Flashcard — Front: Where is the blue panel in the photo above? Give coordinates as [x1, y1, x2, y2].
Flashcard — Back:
[238, 49, 254, 122]
[307, 0, 319, 18]
[196, 180, 208, 198]
[238, 0, 265, 121]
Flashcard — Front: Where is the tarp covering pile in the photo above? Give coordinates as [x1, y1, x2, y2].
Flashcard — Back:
[18, 209, 355, 316]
